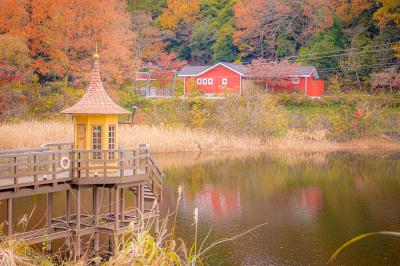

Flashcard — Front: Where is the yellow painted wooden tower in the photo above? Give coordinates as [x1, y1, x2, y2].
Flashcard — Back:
[61, 52, 130, 154]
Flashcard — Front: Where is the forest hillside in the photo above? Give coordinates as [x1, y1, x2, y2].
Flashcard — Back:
[0, 0, 399, 121]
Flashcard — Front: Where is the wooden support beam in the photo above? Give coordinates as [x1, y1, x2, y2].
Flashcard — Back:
[66, 190, 71, 223]
[120, 188, 125, 223]
[65, 189, 71, 253]
[139, 185, 144, 215]
[135, 185, 140, 219]
[47, 193, 52, 252]
[114, 186, 120, 231]
[75, 188, 81, 260]
[7, 198, 12, 236]
[108, 187, 113, 253]
[155, 200, 160, 237]
[93, 187, 100, 253]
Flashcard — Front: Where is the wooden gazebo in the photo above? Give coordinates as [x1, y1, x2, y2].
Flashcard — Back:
[0, 52, 163, 259]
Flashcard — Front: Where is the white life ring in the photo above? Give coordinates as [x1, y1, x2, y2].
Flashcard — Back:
[60, 156, 71, 170]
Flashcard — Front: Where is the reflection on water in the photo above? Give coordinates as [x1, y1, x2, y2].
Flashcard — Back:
[160, 151, 400, 266]
[1, 151, 400, 265]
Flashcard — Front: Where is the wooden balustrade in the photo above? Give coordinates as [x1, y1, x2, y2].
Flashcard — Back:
[0, 143, 163, 201]
[0, 142, 163, 254]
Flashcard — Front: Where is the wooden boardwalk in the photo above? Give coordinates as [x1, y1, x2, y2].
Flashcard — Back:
[0, 142, 163, 257]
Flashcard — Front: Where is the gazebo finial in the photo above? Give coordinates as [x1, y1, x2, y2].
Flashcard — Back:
[93, 43, 100, 60]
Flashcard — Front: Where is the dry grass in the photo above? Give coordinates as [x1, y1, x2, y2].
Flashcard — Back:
[0, 121, 262, 152]
[0, 121, 73, 150]
[0, 121, 399, 152]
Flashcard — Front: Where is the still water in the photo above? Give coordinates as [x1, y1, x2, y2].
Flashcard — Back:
[157, 151, 400, 266]
[1, 151, 400, 265]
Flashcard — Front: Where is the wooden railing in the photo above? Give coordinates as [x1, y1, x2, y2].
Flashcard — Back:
[148, 156, 164, 200]
[0, 143, 163, 199]
[71, 147, 149, 179]
[0, 148, 72, 191]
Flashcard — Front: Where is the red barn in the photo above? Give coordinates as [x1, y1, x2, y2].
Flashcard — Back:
[178, 62, 324, 97]
[264, 66, 325, 97]
[178, 62, 246, 96]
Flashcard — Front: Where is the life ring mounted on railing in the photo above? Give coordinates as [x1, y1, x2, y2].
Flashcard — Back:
[60, 156, 71, 170]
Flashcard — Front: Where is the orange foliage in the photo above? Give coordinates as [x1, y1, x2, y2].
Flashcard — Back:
[1, 0, 67, 78]
[59, 0, 136, 84]
[158, 0, 201, 30]
[335, 0, 373, 24]
[373, 0, 400, 29]
[0, 0, 135, 84]
[234, 0, 334, 57]
[133, 11, 166, 64]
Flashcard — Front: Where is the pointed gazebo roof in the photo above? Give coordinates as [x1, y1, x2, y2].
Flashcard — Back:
[61, 53, 131, 115]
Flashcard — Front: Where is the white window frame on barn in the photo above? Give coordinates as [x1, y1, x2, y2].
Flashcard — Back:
[203, 78, 208, 85]
[208, 78, 213, 85]
[197, 78, 202, 85]
[292, 78, 300, 84]
[222, 78, 228, 85]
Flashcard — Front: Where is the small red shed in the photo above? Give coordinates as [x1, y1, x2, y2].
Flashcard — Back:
[178, 62, 246, 96]
[264, 66, 325, 97]
[178, 63, 324, 97]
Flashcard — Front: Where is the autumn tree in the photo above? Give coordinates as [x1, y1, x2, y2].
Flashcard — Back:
[371, 70, 400, 93]
[131, 11, 166, 64]
[127, 0, 167, 18]
[373, 0, 400, 59]
[335, 0, 374, 25]
[246, 58, 299, 89]
[0, 34, 31, 85]
[152, 52, 186, 90]
[0, 0, 135, 85]
[58, 0, 135, 85]
[158, 0, 201, 31]
[0, 0, 68, 80]
[234, 0, 335, 61]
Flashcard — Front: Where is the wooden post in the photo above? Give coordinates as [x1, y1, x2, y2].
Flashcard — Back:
[47, 193, 52, 252]
[155, 200, 160, 237]
[134, 150, 139, 175]
[85, 151, 89, 178]
[13, 156, 18, 191]
[52, 152, 57, 186]
[120, 188, 125, 223]
[135, 185, 140, 219]
[93, 187, 100, 253]
[7, 198, 12, 236]
[66, 190, 71, 251]
[114, 186, 120, 231]
[75, 188, 81, 260]
[103, 150, 107, 178]
[66, 190, 71, 223]
[137, 185, 144, 216]
[108, 187, 113, 253]
[120, 151, 124, 177]
[33, 154, 38, 189]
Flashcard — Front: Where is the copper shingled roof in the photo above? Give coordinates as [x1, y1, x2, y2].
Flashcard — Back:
[61, 56, 131, 115]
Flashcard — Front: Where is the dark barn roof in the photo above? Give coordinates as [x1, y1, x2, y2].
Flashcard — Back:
[178, 62, 247, 77]
[178, 62, 318, 79]
[286, 66, 318, 78]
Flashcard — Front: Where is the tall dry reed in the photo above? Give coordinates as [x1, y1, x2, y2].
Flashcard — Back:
[0, 121, 262, 152]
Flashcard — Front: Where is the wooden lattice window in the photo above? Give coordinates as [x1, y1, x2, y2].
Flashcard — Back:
[92, 126, 102, 160]
[108, 125, 115, 159]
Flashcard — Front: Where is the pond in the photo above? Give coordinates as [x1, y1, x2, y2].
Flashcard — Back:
[1, 150, 400, 265]
[157, 151, 400, 265]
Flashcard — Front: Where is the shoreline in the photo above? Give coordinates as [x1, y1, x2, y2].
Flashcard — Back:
[0, 121, 399, 153]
